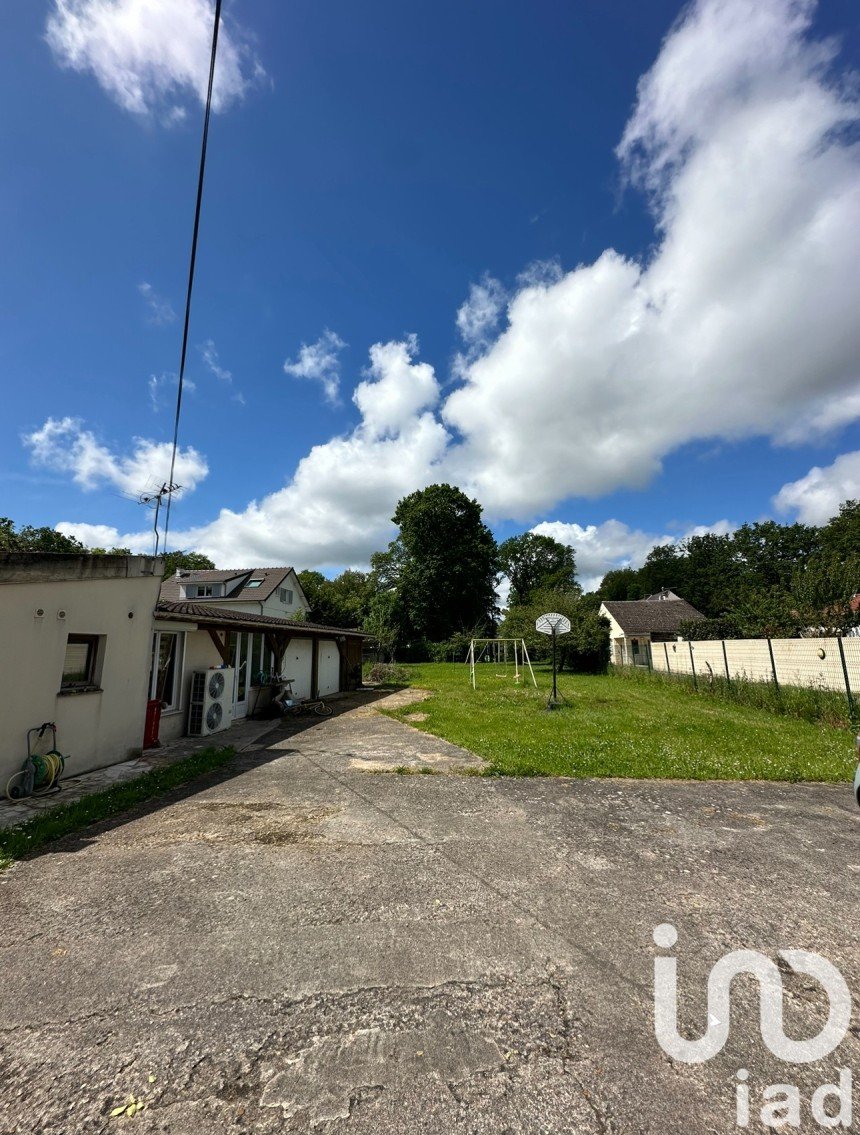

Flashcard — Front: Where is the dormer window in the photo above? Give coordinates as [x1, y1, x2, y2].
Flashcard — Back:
[183, 583, 222, 598]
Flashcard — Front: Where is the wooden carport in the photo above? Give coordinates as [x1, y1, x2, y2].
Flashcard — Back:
[154, 601, 370, 699]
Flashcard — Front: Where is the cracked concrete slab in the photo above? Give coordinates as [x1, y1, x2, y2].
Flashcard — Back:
[0, 690, 858, 1133]
[259, 1014, 504, 1123]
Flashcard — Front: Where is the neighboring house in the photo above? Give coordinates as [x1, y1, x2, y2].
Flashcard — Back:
[599, 591, 705, 667]
[0, 552, 163, 786]
[159, 566, 309, 620]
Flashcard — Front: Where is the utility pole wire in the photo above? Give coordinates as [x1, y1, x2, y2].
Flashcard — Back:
[161, 0, 223, 556]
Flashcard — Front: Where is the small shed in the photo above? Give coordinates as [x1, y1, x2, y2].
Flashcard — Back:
[599, 594, 705, 667]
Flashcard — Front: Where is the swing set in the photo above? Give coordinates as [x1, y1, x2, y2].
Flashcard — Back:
[466, 638, 537, 690]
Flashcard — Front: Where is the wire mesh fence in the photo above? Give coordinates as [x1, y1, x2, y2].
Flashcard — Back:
[620, 636, 860, 729]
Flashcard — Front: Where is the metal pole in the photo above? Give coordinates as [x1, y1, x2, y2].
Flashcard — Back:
[836, 636, 857, 728]
[688, 640, 697, 690]
[722, 639, 731, 684]
[550, 628, 559, 707]
[664, 641, 670, 674]
[767, 637, 780, 696]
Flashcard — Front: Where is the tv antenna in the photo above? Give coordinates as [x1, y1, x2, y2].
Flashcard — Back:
[139, 482, 181, 557]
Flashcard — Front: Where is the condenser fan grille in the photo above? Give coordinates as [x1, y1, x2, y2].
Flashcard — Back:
[208, 672, 225, 699]
[206, 702, 223, 731]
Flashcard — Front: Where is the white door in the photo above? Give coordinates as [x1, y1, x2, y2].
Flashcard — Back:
[282, 639, 313, 699]
[318, 641, 340, 697]
[231, 632, 252, 718]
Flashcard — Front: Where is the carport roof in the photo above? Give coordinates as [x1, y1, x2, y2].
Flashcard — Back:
[155, 600, 370, 637]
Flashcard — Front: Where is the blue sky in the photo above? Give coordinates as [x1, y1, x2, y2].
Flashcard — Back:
[2, 0, 859, 586]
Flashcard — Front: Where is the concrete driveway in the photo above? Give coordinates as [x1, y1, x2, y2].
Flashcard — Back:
[1, 689, 859, 1134]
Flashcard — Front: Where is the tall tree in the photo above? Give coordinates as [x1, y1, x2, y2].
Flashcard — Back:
[677, 532, 742, 616]
[0, 518, 85, 553]
[597, 567, 643, 601]
[378, 484, 498, 642]
[362, 591, 401, 660]
[732, 521, 821, 591]
[635, 543, 685, 599]
[498, 532, 578, 606]
[820, 500, 860, 560]
[161, 550, 215, 579]
[791, 552, 860, 634]
[297, 568, 373, 627]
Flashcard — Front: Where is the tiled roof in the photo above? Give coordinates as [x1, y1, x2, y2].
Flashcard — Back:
[601, 598, 705, 634]
[155, 600, 369, 637]
[159, 566, 293, 603]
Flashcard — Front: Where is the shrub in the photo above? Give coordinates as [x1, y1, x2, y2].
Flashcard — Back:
[364, 662, 409, 685]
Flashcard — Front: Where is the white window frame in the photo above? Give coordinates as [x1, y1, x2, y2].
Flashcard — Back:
[184, 583, 222, 598]
[279, 587, 293, 605]
[149, 631, 186, 714]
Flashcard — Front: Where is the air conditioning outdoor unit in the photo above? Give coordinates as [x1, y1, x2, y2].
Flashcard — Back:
[188, 668, 234, 736]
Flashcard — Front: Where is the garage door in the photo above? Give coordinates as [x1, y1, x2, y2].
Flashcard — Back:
[282, 639, 312, 699]
[318, 641, 340, 697]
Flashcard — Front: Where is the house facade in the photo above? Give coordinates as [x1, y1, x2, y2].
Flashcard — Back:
[0, 555, 369, 790]
[599, 591, 705, 667]
[152, 567, 365, 744]
[159, 566, 309, 619]
[0, 552, 163, 786]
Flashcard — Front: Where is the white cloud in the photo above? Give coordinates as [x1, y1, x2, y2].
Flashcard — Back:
[200, 339, 243, 403]
[456, 277, 505, 349]
[55, 521, 154, 552]
[353, 336, 439, 438]
[442, 0, 860, 517]
[138, 281, 175, 324]
[46, 0, 263, 119]
[774, 451, 860, 525]
[24, 417, 208, 498]
[57, 338, 449, 568]
[452, 276, 506, 379]
[532, 517, 733, 591]
[200, 339, 230, 383]
[148, 372, 196, 412]
[283, 330, 346, 406]
[42, 0, 860, 571]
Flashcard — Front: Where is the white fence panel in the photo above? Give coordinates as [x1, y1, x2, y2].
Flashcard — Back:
[644, 635, 860, 696]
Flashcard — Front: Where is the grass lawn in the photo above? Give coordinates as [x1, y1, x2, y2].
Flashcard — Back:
[381, 663, 855, 782]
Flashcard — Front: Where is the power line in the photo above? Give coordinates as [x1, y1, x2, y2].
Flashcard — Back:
[161, 0, 223, 556]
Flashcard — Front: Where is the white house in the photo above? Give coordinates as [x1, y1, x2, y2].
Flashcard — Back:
[159, 566, 309, 619]
[152, 566, 365, 744]
[599, 590, 705, 667]
[0, 556, 369, 787]
[0, 552, 163, 787]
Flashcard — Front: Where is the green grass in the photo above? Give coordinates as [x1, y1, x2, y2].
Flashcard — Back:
[613, 663, 855, 730]
[381, 663, 855, 782]
[0, 744, 236, 870]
